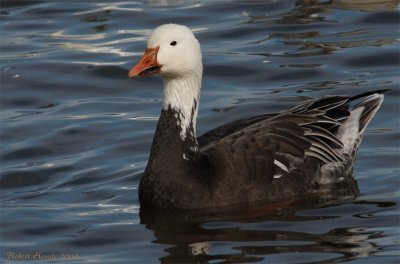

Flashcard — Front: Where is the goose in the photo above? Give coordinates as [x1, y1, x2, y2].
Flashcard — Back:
[128, 24, 385, 210]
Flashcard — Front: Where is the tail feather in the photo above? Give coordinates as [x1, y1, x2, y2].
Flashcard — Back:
[356, 95, 384, 133]
[337, 92, 384, 159]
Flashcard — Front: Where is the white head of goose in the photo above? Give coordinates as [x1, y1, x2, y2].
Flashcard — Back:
[128, 24, 386, 210]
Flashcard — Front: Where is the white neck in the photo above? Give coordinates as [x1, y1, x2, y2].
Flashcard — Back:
[162, 71, 202, 141]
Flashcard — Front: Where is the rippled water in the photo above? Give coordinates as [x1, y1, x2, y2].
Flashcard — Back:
[1, 1, 399, 263]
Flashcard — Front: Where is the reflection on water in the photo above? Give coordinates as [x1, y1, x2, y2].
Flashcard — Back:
[1, 0, 399, 263]
[142, 199, 397, 263]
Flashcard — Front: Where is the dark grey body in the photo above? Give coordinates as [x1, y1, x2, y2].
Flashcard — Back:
[139, 90, 386, 210]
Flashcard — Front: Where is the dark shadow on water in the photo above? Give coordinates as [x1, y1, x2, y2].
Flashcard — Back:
[136, 178, 398, 263]
[0, 0, 44, 8]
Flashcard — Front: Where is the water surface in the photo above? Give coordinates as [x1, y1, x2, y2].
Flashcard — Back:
[1, 1, 399, 263]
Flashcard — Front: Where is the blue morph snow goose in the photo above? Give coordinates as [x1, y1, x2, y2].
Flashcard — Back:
[128, 24, 385, 210]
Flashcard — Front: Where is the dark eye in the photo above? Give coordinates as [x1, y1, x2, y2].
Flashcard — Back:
[170, 41, 177, 46]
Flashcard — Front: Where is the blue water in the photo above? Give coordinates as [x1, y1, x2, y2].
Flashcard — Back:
[1, 1, 399, 263]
